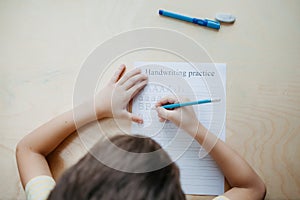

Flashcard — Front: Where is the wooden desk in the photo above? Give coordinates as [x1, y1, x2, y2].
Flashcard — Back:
[1, 0, 299, 199]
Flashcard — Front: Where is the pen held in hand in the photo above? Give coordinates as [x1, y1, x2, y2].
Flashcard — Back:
[162, 99, 221, 109]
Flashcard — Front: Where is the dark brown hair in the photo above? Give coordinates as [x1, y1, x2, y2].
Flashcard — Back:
[48, 135, 186, 200]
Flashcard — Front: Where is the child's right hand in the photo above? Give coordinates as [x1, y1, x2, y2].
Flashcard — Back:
[155, 96, 203, 137]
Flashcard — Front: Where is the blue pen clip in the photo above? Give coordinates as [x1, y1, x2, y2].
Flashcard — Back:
[192, 18, 220, 30]
[205, 19, 221, 30]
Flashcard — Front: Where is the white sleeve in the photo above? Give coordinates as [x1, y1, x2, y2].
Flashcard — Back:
[213, 195, 231, 200]
[25, 175, 56, 200]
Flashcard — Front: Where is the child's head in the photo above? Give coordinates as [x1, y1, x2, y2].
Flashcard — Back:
[48, 135, 186, 200]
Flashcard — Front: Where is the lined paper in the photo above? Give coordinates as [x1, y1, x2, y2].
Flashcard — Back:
[131, 62, 226, 195]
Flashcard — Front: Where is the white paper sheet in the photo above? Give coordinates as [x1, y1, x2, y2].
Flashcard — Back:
[131, 62, 226, 195]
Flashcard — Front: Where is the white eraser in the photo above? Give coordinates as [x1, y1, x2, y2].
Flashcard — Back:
[215, 13, 236, 23]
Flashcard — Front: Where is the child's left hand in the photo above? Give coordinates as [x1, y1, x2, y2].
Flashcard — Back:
[95, 64, 148, 123]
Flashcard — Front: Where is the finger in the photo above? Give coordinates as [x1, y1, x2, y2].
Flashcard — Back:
[156, 107, 170, 120]
[128, 79, 148, 99]
[122, 73, 147, 90]
[110, 64, 126, 84]
[118, 68, 142, 86]
[127, 112, 143, 124]
[158, 117, 166, 123]
[155, 96, 177, 107]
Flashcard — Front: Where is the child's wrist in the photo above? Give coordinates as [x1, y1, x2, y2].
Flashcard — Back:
[71, 101, 97, 127]
[183, 121, 203, 138]
[194, 123, 208, 145]
[77, 98, 109, 120]
[95, 103, 112, 120]
[95, 106, 107, 119]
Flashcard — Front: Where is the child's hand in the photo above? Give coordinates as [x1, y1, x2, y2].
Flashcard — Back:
[95, 64, 147, 123]
[155, 96, 201, 136]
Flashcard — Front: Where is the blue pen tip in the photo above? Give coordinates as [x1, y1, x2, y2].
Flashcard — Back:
[158, 9, 163, 15]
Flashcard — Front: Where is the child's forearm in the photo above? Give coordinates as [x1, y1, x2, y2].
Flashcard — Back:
[16, 100, 100, 187]
[21, 101, 97, 155]
[194, 124, 266, 199]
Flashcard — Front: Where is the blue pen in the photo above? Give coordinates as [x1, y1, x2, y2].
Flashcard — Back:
[162, 99, 221, 109]
[158, 9, 220, 30]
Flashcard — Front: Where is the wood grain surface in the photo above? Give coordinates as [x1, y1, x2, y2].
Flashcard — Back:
[0, 0, 299, 199]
